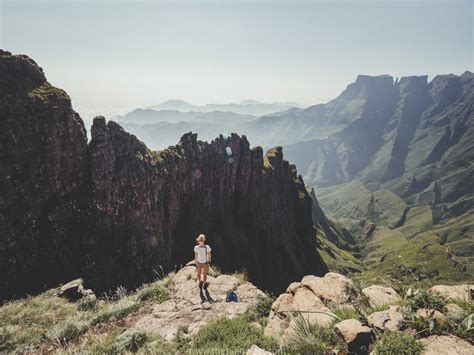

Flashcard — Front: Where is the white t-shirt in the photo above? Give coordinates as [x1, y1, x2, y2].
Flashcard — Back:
[194, 244, 211, 263]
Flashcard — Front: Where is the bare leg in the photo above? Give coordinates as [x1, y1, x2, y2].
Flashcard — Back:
[197, 267, 202, 283]
[202, 266, 209, 283]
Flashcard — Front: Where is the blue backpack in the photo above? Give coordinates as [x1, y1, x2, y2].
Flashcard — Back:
[226, 289, 240, 302]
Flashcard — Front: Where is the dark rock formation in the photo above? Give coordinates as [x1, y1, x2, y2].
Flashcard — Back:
[0, 51, 327, 300]
[83, 119, 326, 294]
[0, 50, 90, 299]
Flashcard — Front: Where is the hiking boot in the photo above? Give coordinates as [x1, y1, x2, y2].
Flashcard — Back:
[203, 281, 210, 290]
[199, 281, 204, 289]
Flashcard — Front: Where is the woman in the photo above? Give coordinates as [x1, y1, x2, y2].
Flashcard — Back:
[194, 234, 212, 289]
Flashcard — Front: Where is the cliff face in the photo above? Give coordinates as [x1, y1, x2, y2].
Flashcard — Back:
[84, 118, 325, 294]
[0, 51, 327, 300]
[0, 50, 90, 299]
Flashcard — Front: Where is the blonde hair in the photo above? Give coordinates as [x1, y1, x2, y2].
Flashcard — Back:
[196, 234, 206, 242]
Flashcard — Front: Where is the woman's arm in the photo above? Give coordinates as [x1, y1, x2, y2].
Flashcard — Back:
[195, 252, 198, 263]
[207, 250, 212, 263]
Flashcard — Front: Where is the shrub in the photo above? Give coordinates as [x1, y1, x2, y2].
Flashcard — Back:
[77, 298, 98, 311]
[250, 294, 275, 319]
[403, 288, 445, 312]
[456, 314, 474, 342]
[373, 331, 423, 354]
[192, 314, 278, 352]
[113, 330, 148, 352]
[284, 312, 343, 353]
[404, 310, 450, 337]
[137, 284, 169, 303]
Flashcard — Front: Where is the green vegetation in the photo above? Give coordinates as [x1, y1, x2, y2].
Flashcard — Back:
[91, 300, 142, 326]
[358, 225, 471, 285]
[333, 306, 361, 321]
[317, 233, 363, 274]
[192, 313, 278, 352]
[28, 81, 69, 101]
[284, 312, 345, 354]
[136, 283, 169, 303]
[402, 288, 445, 312]
[0, 275, 175, 353]
[399, 287, 473, 342]
[396, 205, 433, 238]
[250, 294, 275, 319]
[58, 328, 176, 354]
[0, 296, 79, 352]
[372, 331, 423, 355]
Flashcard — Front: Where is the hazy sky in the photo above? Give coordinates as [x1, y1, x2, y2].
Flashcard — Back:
[1, 0, 472, 114]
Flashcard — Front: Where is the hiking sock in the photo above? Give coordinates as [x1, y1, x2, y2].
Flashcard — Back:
[203, 281, 209, 290]
[199, 281, 204, 289]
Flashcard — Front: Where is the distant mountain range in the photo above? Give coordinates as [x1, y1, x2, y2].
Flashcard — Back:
[279, 72, 474, 283]
[148, 99, 303, 116]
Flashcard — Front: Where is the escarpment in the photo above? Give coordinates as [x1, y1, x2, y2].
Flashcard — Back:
[0, 50, 90, 299]
[0, 51, 327, 300]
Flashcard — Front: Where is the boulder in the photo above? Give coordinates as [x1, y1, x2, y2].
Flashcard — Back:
[444, 303, 467, 323]
[301, 273, 355, 306]
[362, 285, 401, 307]
[236, 282, 266, 303]
[246, 345, 273, 355]
[264, 277, 339, 344]
[57, 279, 96, 302]
[429, 285, 473, 302]
[420, 335, 474, 354]
[334, 319, 373, 353]
[367, 306, 404, 332]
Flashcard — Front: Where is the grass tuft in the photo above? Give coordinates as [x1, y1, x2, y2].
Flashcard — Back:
[192, 313, 278, 352]
[284, 311, 344, 353]
[373, 331, 423, 354]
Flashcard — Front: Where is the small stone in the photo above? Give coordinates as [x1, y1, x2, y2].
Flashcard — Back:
[367, 306, 404, 332]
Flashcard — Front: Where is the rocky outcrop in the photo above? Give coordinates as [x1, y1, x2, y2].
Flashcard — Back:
[0, 51, 327, 300]
[133, 264, 264, 340]
[56, 279, 96, 302]
[264, 272, 355, 341]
